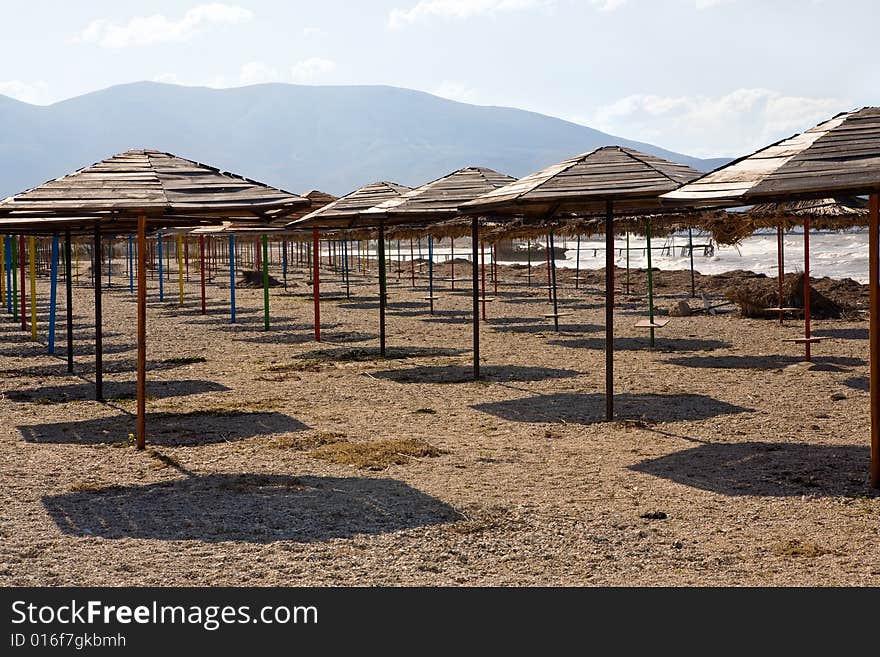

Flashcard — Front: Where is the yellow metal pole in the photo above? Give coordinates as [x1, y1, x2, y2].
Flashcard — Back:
[29, 236, 37, 340]
[177, 233, 184, 306]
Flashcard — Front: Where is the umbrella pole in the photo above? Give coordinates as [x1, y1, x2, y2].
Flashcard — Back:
[48, 235, 59, 355]
[379, 218, 387, 357]
[409, 239, 415, 287]
[229, 235, 237, 323]
[313, 228, 321, 342]
[128, 235, 134, 294]
[605, 201, 615, 420]
[29, 236, 36, 341]
[575, 234, 581, 290]
[646, 218, 655, 348]
[777, 223, 784, 324]
[0, 234, 4, 309]
[428, 235, 434, 315]
[625, 232, 630, 296]
[688, 227, 696, 298]
[480, 241, 487, 321]
[4, 236, 10, 314]
[19, 235, 26, 331]
[11, 236, 18, 317]
[261, 234, 270, 331]
[343, 240, 350, 299]
[549, 230, 560, 332]
[527, 239, 531, 287]
[870, 194, 879, 489]
[136, 215, 147, 450]
[472, 217, 480, 380]
[493, 243, 498, 295]
[93, 225, 103, 401]
[157, 231, 164, 302]
[64, 231, 73, 373]
[450, 237, 455, 290]
[804, 217, 811, 362]
[545, 235, 551, 301]
[282, 238, 288, 291]
[177, 234, 184, 306]
[199, 236, 206, 315]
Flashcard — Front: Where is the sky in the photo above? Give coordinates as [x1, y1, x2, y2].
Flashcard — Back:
[0, 0, 877, 158]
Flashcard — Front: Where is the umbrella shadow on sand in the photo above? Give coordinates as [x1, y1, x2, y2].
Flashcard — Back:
[472, 392, 752, 425]
[6, 379, 229, 403]
[630, 442, 875, 497]
[43, 474, 462, 543]
[372, 365, 581, 384]
[18, 411, 310, 446]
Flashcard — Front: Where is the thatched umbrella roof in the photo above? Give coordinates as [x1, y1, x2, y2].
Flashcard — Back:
[663, 108, 880, 207]
[0, 149, 309, 231]
[287, 181, 412, 229]
[364, 167, 517, 224]
[461, 146, 701, 218]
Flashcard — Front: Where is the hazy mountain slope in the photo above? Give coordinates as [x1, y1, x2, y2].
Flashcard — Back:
[0, 82, 730, 197]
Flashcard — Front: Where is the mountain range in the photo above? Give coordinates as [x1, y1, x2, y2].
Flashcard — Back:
[0, 82, 730, 198]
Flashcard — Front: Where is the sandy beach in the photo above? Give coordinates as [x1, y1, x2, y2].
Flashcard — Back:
[1, 256, 878, 586]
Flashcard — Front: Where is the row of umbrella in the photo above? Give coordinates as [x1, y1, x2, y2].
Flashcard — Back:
[0, 108, 878, 487]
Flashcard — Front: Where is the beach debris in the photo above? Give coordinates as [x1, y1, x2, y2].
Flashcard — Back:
[726, 272, 843, 319]
[668, 300, 692, 317]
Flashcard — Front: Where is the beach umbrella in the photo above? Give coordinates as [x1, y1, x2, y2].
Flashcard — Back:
[287, 181, 413, 345]
[662, 106, 880, 488]
[461, 146, 702, 417]
[0, 149, 309, 449]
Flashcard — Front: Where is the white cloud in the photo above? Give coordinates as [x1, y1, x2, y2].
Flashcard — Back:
[290, 58, 336, 83]
[694, 0, 733, 8]
[590, 0, 627, 11]
[301, 26, 325, 37]
[388, 0, 549, 30]
[0, 80, 52, 105]
[238, 61, 281, 85]
[588, 88, 845, 157]
[431, 81, 477, 103]
[77, 4, 252, 48]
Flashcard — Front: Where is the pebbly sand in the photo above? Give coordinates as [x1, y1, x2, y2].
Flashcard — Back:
[0, 256, 878, 586]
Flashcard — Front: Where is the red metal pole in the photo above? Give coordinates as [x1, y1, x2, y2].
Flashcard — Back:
[870, 194, 879, 489]
[313, 228, 321, 342]
[136, 215, 147, 450]
[803, 217, 811, 362]
[199, 235, 206, 315]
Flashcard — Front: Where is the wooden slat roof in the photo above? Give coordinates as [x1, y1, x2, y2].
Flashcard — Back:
[662, 107, 880, 206]
[0, 149, 309, 222]
[287, 181, 413, 229]
[460, 146, 701, 217]
[364, 167, 517, 223]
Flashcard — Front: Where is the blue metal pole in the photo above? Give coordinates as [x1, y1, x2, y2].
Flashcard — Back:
[157, 231, 164, 301]
[48, 235, 59, 354]
[128, 234, 134, 294]
[229, 234, 236, 323]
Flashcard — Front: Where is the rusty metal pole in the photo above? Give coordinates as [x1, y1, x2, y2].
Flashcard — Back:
[199, 235, 206, 315]
[803, 217, 811, 362]
[605, 200, 615, 421]
[378, 217, 387, 357]
[869, 194, 879, 488]
[136, 215, 147, 450]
